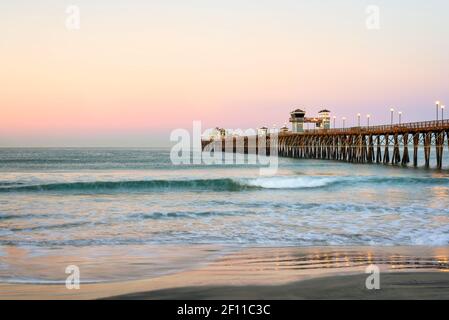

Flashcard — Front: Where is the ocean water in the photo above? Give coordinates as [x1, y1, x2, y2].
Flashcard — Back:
[1, 147, 449, 283]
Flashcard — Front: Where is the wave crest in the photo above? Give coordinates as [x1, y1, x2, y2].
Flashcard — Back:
[0, 179, 244, 193]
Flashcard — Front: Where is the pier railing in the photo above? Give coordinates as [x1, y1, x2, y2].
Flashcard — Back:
[299, 119, 449, 135]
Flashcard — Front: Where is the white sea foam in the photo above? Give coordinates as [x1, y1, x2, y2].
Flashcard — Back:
[241, 176, 337, 189]
[409, 225, 449, 246]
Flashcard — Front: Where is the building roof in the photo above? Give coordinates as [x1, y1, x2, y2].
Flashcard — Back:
[291, 108, 306, 114]
[319, 109, 331, 113]
[259, 126, 268, 130]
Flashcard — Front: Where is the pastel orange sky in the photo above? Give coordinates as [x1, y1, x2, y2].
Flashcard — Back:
[1, 1, 448, 146]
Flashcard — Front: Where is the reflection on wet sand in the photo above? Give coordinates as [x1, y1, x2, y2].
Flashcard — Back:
[214, 247, 449, 272]
[1, 246, 449, 299]
[192, 247, 449, 287]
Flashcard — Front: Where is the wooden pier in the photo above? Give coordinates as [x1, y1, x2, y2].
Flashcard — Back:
[202, 119, 449, 169]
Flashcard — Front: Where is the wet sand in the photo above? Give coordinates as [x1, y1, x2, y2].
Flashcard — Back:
[1, 246, 449, 299]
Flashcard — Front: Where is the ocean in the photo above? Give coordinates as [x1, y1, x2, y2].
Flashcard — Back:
[1, 147, 449, 283]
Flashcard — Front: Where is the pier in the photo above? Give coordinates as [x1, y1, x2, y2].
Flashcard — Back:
[201, 119, 449, 169]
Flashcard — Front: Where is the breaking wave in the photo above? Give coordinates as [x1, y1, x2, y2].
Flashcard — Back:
[0, 175, 447, 193]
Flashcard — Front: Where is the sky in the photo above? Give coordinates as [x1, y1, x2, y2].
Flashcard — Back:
[1, 0, 449, 147]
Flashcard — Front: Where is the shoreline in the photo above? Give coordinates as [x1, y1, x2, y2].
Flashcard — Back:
[1, 245, 449, 299]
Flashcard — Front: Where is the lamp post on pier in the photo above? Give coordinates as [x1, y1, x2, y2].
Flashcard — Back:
[367, 114, 371, 128]
[333, 116, 336, 129]
[357, 113, 361, 127]
[398, 111, 402, 125]
[436, 101, 440, 121]
[442, 105, 445, 124]
[342, 117, 346, 129]
[390, 108, 394, 125]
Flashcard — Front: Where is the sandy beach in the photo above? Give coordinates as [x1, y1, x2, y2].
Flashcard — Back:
[1, 246, 449, 300]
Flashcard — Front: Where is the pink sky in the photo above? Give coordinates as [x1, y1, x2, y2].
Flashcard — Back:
[1, 1, 448, 146]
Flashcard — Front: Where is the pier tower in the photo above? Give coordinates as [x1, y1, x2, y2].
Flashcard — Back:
[289, 109, 306, 133]
[318, 109, 331, 129]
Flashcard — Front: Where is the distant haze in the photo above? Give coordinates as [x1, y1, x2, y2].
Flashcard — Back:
[1, 0, 448, 147]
